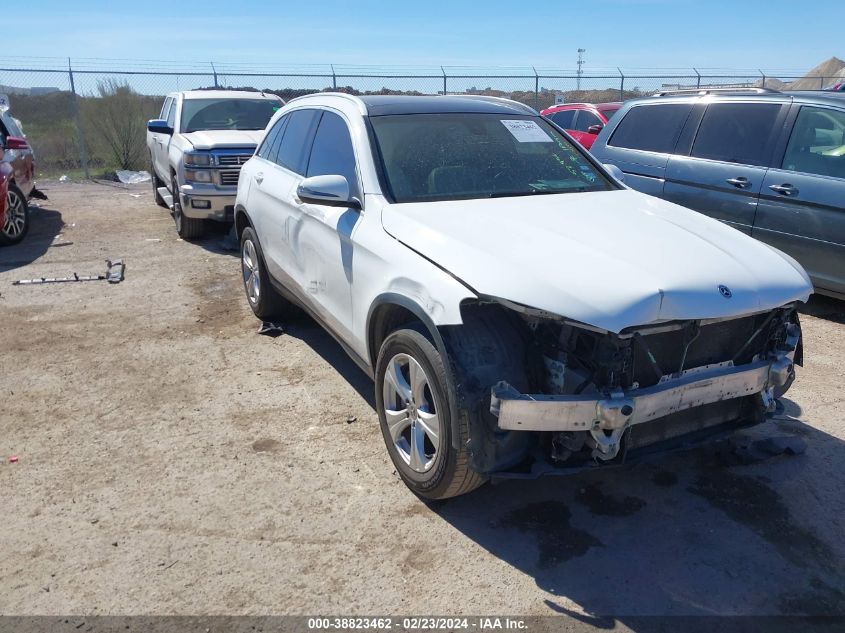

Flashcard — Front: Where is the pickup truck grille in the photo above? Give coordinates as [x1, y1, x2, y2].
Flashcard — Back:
[219, 170, 240, 186]
[217, 153, 253, 166]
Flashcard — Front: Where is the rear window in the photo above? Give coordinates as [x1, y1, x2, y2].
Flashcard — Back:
[598, 106, 620, 121]
[276, 109, 321, 174]
[548, 110, 575, 129]
[690, 102, 782, 166]
[608, 103, 692, 153]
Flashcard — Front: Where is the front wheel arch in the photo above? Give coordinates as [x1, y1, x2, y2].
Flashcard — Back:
[234, 206, 252, 241]
[367, 295, 462, 451]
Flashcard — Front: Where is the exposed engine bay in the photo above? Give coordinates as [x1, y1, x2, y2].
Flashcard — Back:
[446, 300, 802, 477]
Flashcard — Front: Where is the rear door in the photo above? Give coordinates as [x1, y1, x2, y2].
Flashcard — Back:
[245, 113, 289, 255]
[253, 109, 321, 292]
[754, 103, 845, 296]
[591, 102, 693, 197]
[663, 101, 787, 234]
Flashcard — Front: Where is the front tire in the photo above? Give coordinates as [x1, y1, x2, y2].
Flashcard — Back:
[375, 327, 486, 499]
[240, 226, 288, 319]
[0, 184, 29, 246]
[171, 176, 205, 239]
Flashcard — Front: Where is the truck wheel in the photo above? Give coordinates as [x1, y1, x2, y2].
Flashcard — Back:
[240, 226, 288, 319]
[171, 176, 205, 239]
[151, 158, 167, 208]
[0, 184, 29, 246]
[375, 327, 486, 499]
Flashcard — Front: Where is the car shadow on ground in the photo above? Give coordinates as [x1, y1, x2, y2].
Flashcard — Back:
[800, 294, 845, 325]
[0, 204, 64, 273]
[281, 308, 376, 409]
[185, 221, 240, 257]
[428, 409, 845, 621]
[277, 308, 845, 621]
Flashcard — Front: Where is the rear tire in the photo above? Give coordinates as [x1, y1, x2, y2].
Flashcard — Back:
[151, 159, 167, 208]
[0, 184, 29, 246]
[375, 327, 486, 499]
[240, 226, 288, 319]
[171, 176, 205, 239]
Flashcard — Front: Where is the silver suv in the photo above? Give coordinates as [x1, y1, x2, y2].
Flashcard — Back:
[591, 89, 845, 300]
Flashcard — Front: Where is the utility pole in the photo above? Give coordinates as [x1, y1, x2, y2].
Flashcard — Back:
[576, 48, 586, 90]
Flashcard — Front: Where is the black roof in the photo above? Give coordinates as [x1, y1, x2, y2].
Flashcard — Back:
[359, 95, 534, 116]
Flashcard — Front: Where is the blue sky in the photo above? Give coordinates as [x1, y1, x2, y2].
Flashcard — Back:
[11, 0, 843, 72]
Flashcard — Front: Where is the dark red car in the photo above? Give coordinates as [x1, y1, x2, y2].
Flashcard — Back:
[0, 110, 35, 246]
[541, 102, 621, 150]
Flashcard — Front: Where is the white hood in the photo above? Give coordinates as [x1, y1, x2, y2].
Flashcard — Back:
[181, 129, 264, 149]
[382, 189, 812, 333]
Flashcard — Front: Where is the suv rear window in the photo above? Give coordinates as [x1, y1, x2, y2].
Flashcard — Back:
[608, 104, 692, 153]
[690, 102, 781, 166]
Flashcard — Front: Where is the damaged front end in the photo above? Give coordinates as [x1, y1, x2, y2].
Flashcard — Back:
[446, 300, 802, 477]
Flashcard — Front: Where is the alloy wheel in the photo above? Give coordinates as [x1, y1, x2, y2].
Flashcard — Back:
[382, 353, 441, 473]
[2, 189, 26, 239]
[242, 238, 261, 305]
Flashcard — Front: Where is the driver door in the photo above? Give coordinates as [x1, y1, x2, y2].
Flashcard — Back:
[293, 109, 363, 342]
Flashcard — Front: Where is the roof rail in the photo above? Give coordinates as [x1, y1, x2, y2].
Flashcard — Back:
[442, 94, 538, 114]
[651, 87, 782, 97]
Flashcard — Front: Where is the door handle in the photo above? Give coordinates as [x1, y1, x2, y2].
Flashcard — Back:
[726, 177, 751, 189]
[769, 183, 798, 196]
[254, 172, 264, 185]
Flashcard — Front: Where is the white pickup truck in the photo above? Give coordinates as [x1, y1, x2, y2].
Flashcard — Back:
[146, 90, 283, 238]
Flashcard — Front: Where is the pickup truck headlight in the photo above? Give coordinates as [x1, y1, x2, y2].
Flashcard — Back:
[184, 152, 212, 167]
[184, 169, 212, 183]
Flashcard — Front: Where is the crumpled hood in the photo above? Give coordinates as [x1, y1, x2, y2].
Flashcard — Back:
[382, 189, 812, 333]
[181, 129, 264, 149]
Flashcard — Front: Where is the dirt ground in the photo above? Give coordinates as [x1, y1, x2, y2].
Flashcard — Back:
[1, 181, 844, 622]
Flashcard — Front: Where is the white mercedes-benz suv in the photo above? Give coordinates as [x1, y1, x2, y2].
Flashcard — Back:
[234, 94, 811, 499]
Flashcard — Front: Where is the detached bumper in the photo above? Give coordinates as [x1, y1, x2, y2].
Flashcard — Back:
[179, 184, 235, 222]
[491, 354, 795, 435]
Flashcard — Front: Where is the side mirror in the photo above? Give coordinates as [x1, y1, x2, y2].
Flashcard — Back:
[4, 136, 29, 151]
[603, 164, 626, 183]
[587, 124, 604, 135]
[297, 175, 361, 209]
[147, 119, 174, 135]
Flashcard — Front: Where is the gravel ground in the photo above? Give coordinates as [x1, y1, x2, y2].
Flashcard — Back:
[1, 181, 844, 623]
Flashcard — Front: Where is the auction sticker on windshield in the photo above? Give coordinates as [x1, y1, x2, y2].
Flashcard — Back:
[500, 119, 553, 143]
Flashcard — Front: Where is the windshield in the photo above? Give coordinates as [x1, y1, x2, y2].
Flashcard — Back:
[369, 113, 613, 203]
[180, 98, 280, 133]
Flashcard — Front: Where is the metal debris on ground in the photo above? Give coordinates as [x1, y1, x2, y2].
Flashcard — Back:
[257, 321, 285, 337]
[13, 259, 126, 286]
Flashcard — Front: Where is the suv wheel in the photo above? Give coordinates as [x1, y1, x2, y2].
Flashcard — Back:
[375, 327, 485, 499]
[240, 226, 288, 318]
[0, 184, 29, 246]
[171, 176, 205, 239]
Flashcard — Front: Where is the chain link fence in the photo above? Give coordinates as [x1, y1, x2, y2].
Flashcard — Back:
[0, 58, 840, 177]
